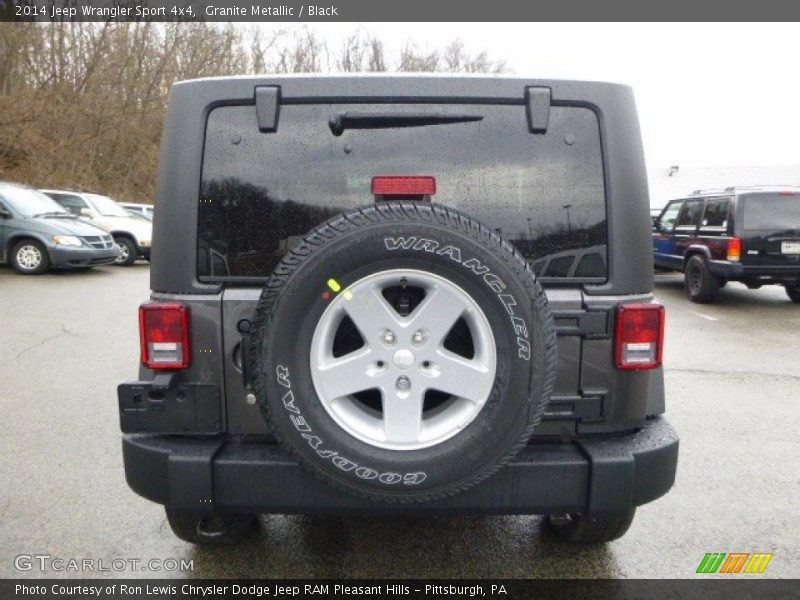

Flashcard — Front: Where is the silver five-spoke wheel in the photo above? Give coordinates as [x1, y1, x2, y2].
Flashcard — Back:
[16, 244, 43, 271]
[115, 243, 130, 264]
[310, 269, 497, 450]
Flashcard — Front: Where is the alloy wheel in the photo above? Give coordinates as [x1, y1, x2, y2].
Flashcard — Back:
[309, 269, 497, 451]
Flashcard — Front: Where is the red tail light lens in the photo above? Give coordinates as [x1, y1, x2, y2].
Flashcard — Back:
[139, 303, 190, 369]
[371, 176, 436, 196]
[615, 303, 665, 369]
[727, 237, 742, 261]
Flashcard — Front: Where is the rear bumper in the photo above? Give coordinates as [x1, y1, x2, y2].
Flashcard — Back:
[122, 416, 678, 517]
[709, 260, 800, 282]
[49, 245, 119, 268]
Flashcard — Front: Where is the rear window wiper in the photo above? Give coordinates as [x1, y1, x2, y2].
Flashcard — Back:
[328, 112, 483, 136]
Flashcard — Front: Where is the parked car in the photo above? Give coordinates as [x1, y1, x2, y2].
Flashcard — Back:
[120, 202, 154, 221]
[39, 189, 152, 265]
[653, 186, 800, 303]
[119, 76, 677, 546]
[0, 182, 118, 274]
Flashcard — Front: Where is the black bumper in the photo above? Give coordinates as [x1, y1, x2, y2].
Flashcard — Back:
[122, 417, 678, 517]
[709, 260, 800, 282]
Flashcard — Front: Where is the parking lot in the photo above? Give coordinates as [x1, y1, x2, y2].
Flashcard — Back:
[1, 264, 798, 579]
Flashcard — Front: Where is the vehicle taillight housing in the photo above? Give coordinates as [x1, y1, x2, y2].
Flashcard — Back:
[371, 176, 436, 196]
[615, 303, 665, 370]
[727, 237, 742, 261]
[139, 303, 190, 369]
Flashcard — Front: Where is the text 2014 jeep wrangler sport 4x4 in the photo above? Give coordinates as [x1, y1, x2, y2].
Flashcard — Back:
[119, 76, 678, 545]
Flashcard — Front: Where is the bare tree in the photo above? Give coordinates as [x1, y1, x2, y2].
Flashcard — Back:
[270, 27, 327, 73]
[399, 42, 440, 72]
[336, 29, 388, 73]
[0, 23, 507, 201]
[442, 39, 506, 73]
[368, 37, 387, 72]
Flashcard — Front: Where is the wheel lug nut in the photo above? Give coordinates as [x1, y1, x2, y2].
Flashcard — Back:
[412, 330, 426, 345]
[383, 331, 396, 345]
[395, 376, 411, 391]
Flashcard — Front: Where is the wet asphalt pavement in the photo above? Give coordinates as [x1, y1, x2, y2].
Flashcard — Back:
[1, 265, 798, 579]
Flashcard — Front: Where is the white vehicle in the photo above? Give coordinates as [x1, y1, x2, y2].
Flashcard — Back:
[39, 190, 152, 265]
[119, 202, 154, 221]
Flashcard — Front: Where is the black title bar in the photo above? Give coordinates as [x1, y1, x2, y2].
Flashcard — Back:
[4, 0, 800, 22]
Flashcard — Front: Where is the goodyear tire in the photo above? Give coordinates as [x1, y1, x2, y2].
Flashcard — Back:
[251, 203, 556, 503]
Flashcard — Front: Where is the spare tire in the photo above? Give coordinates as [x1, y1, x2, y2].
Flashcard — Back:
[251, 203, 556, 503]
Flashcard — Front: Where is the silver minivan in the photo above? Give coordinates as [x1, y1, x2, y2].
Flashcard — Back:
[40, 189, 152, 265]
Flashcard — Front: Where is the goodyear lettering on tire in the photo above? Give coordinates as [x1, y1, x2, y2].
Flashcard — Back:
[275, 365, 427, 485]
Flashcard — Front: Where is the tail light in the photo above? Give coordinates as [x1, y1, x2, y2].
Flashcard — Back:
[727, 237, 742, 261]
[371, 176, 436, 197]
[615, 303, 665, 369]
[139, 303, 190, 369]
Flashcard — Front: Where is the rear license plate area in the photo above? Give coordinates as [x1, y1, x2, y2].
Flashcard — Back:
[118, 382, 221, 434]
[781, 241, 800, 254]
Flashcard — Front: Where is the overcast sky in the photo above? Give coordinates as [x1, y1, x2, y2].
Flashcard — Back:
[284, 22, 799, 170]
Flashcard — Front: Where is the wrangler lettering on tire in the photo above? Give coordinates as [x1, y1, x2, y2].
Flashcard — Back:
[383, 237, 532, 361]
[251, 203, 557, 503]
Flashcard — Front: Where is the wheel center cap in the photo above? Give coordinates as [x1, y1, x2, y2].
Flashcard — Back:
[392, 349, 415, 370]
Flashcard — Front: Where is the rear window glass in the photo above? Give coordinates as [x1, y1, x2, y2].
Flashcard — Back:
[741, 193, 800, 230]
[198, 103, 607, 281]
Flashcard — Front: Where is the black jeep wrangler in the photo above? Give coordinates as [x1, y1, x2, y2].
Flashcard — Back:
[119, 76, 678, 545]
[653, 187, 800, 303]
